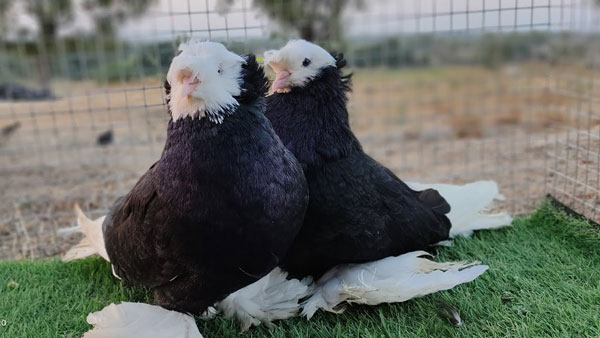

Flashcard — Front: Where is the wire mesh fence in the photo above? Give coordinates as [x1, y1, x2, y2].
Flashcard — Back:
[0, 0, 599, 260]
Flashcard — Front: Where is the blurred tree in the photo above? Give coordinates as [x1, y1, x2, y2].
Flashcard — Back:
[83, 0, 158, 37]
[0, 0, 13, 36]
[218, 0, 364, 41]
[23, 0, 74, 87]
[25, 0, 74, 43]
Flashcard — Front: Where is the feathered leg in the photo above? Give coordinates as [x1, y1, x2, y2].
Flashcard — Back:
[83, 302, 203, 338]
[302, 251, 488, 319]
[216, 267, 313, 331]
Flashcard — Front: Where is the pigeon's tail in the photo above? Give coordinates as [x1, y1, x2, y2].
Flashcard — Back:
[217, 267, 313, 331]
[407, 180, 512, 238]
[418, 188, 451, 215]
[61, 204, 109, 262]
[83, 302, 203, 338]
[301, 251, 488, 319]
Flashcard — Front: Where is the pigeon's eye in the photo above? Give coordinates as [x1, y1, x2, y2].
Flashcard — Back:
[217, 68, 223, 74]
[302, 58, 311, 67]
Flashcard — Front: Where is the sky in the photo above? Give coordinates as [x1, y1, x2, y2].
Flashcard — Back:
[7, 0, 600, 42]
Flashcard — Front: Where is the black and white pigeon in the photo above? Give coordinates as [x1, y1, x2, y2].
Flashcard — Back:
[62, 41, 309, 332]
[264, 39, 512, 280]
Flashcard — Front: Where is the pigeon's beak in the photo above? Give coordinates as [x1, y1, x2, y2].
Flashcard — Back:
[266, 57, 292, 93]
[272, 69, 290, 91]
[181, 74, 200, 97]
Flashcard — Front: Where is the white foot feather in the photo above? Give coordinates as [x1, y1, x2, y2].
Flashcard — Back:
[301, 251, 488, 319]
[61, 204, 109, 262]
[406, 180, 512, 238]
[216, 267, 313, 331]
[83, 302, 203, 338]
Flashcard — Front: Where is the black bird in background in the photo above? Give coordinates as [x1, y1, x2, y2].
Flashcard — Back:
[96, 129, 113, 146]
[1, 121, 20, 136]
[0, 121, 20, 147]
[0, 83, 54, 101]
[264, 40, 453, 279]
[65, 41, 308, 314]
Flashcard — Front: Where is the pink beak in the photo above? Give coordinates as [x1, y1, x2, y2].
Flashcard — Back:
[182, 75, 200, 97]
[272, 70, 290, 91]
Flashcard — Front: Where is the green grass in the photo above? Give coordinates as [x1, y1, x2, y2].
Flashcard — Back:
[1, 202, 599, 337]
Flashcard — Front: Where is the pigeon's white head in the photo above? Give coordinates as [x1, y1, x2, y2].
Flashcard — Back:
[166, 41, 246, 123]
[264, 39, 336, 94]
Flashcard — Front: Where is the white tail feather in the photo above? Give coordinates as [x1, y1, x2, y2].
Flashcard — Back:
[216, 267, 313, 331]
[83, 302, 203, 338]
[406, 180, 512, 238]
[61, 204, 109, 262]
[301, 251, 488, 319]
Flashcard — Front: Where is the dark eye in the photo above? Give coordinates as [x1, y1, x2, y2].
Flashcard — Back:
[217, 68, 222, 74]
[302, 58, 311, 67]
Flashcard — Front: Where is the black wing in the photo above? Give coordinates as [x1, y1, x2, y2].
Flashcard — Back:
[379, 165, 450, 214]
[372, 159, 451, 247]
[286, 153, 451, 277]
[103, 164, 183, 288]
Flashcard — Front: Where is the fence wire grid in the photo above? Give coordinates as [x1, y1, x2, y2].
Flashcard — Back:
[0, 0, 599, 260]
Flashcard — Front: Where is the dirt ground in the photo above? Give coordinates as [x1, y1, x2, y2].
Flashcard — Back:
[1, 63, 598, 261]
